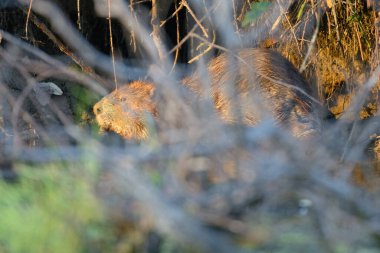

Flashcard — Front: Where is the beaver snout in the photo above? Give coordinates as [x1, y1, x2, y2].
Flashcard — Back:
[93, 103, 102, 115]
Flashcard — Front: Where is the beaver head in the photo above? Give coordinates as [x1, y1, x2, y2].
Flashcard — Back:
[93, 81, 157, 140]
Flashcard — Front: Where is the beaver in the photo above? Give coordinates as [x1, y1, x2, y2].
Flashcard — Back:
[93, 48, 321, 140]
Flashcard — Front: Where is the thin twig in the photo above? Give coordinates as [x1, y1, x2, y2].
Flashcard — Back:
[25, 0, 33, 39]
[76, 0, 81, 30]
[182, 0, 209, 38]
[151, 0, 165, 60]
[22, 11, 93, 73]
[171, 0, 181, 71]
[160, 1, 185, 27]
[107, 0, 118, 88]
[188, 31, 216, 63]
[300, 7, 321, 72]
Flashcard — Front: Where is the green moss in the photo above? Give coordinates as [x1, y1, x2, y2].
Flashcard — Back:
[0, 161, 106, 253]
[66, 84, 101, 124]
[242, 1, 272, 27]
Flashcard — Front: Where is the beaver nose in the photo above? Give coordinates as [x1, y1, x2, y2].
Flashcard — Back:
[94, 104, 102, 114]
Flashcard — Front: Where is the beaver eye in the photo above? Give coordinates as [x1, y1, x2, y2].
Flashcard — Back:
[120, 97, 127, 102]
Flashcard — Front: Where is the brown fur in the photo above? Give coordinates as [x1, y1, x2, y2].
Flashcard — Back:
[93, 82, 157, 139]
[93, 48, 320, 140]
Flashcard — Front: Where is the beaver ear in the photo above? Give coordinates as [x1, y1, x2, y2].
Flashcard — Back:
[129, 81, 142, 89]
[129, 81, 155, 97]
[147, 85, 155, 97]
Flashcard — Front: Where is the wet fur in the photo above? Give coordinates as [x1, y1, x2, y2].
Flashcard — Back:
[94, 48, 320, 140]
[182, 49, 319, 138]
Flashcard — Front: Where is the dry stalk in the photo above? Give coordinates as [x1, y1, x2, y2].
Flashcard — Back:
[167, 4, 216, 56]
[23, 12, 93, 73]
[25, 0, 33, 39]
[277, 0, 302, 55]
[331, 0, 341, 42]
[187, 31, 215, 64]
[300, 7, 321, 72]
[171, 0, 181, 70]
[182, 0, 209, 38]
[76, 0, 82, 30]
[129, 0, 137, 52]
[107, 0, 118, 88]
[160, 1, 184, 27]
[151, 0, 165, 60]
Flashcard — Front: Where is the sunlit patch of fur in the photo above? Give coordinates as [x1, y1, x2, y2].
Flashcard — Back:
[93, 81, 156, 140]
